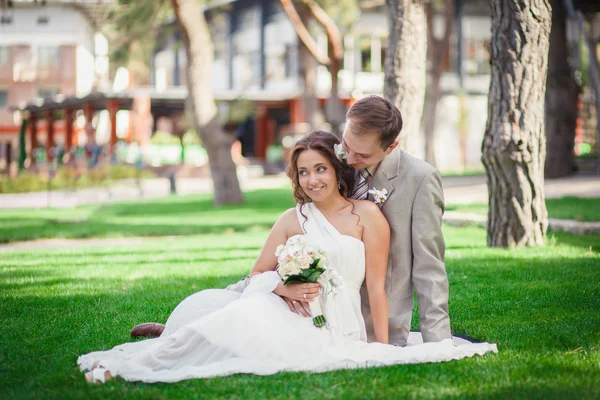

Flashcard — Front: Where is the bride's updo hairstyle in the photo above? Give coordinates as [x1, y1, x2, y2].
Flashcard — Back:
[287, 131, 355, 205]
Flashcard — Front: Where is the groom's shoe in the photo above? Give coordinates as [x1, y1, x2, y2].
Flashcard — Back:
[130, 322, 165, 338]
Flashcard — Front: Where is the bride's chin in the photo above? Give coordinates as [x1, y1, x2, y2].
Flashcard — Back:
[308, 193, 334, 203]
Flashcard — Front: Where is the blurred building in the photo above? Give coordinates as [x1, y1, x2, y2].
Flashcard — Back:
[0, 1, 112, 153]
[152, 0, 497, 169]
[6, 0, 598, 172]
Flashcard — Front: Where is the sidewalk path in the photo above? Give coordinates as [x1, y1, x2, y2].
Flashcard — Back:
[0, 237, 152, 252]
[442, 174, 600, 204]
[1, 173, 599, 210]
[441, 174, 600, 234]
[3, 213, 596, 253]
[1, 173, 598, 250]
[443, 211, 600, 235]
[0, 175, 290, 210]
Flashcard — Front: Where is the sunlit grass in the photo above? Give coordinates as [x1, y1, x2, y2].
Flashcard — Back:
[447, 196, 600, 222]
[1, 222, 599, 399]
[0, 189, 296, 243]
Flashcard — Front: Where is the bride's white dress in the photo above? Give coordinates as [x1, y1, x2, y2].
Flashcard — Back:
[78, 203, 497, 383]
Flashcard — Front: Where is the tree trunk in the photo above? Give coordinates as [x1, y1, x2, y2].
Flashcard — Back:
[545, 0, 579, 179]
[423, 0, 454, 167]
[281, 0, 346, 134]
[301, 0, 346, 134]
[384, 0, 428, 155]
[298, 8, 326, 131]
[423, 73, 441, 167]
[325, 46, 346, 135]
[481, 0, 551, 248]
[171, 0, 243, 205]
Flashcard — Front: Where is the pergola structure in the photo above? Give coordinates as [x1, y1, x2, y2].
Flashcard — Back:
[17, 84, 319, 166]
[18, 89, 187, 165]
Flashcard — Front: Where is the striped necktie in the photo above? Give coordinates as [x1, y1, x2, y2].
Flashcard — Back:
[351, 168, 370, 200]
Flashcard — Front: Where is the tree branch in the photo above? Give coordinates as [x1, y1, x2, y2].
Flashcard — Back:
[279, 0, 331, 66]
[442, 0, 454, 55]
[299, 0, 344, 61]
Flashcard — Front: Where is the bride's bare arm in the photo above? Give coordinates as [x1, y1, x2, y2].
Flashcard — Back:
[247, 208, 319, 315]
[249, 208, 299, 277]
[360, 201, 391, 344]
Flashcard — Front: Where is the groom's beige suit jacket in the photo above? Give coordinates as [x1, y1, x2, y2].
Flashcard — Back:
[360, 147, 451, 346]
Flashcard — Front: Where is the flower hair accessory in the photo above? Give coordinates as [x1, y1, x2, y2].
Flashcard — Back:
[334, 143, 348, 163]
[368, 187, 388, 204]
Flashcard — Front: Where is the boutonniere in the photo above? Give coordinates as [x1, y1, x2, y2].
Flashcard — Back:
[368, 188, 388, 204]
[334, 144, 348, 163]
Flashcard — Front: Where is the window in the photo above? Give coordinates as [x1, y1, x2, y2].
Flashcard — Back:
[38, 46, 60, 67]
[211, 14, 228, 63]
[359, 37, 386, 73]
[233, 6, 261, 87]
[0, 46, 8, 65]
[284, 44, 296, 78]
[0, 15, 12, 25]
[380, 46, 387, 70]
[263, 7, 296, 84]
[0, 91, 7, 108]
[360, 37, 372, 72]
[463, 39, 491, 75]
[38, 88, 59, 101]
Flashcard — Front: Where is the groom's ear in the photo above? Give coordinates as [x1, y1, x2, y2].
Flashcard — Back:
[384, 140, 399, 155]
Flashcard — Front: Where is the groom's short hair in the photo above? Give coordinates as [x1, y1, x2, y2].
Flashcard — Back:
[346, 95, 403, 149]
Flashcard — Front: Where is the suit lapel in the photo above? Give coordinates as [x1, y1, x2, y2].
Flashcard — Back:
[371, 148, 403, 208]
[372, 171, 394, 201]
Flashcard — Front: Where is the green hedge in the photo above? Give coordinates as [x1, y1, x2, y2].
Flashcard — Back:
[0, 165, 155, 194]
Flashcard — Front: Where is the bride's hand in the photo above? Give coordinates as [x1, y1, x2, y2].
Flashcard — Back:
[274, 282, 321, 317]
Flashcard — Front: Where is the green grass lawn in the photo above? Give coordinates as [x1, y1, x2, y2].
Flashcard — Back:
[447, 197, 600, 222]
[440, 165, 485, 178]
[0, 189, 296, 244]
[3, 191, 598, 246]
[1, 194, 599, 398]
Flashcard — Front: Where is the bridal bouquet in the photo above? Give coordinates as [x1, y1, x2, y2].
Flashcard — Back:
[275, 235, 341, 327]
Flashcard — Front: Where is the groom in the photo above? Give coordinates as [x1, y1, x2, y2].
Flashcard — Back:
[340, 95, 451, 345]
[132, 95, 451, 346]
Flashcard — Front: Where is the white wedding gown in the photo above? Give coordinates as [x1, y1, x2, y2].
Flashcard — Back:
[78, 203, 497, 383]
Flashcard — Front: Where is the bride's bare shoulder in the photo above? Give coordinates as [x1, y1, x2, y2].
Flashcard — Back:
[349, 199, 382, 217]
[348, 200, 388, 233]
[279, 207, 298, 220]
[276, 207, 303, 234]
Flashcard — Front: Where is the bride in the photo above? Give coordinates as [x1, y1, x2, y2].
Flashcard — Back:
[78, 131, 496, 383]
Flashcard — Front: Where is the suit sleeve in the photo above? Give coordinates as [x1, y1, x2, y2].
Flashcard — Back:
[411, 169, 451, 342]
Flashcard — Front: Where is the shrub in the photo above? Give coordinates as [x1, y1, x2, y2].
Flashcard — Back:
[0, 165, 155, 194]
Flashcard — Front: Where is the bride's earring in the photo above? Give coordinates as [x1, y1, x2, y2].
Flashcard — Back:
[338, 181, 342, 190]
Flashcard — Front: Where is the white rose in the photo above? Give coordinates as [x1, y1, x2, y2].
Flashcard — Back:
[297, 253, 311, 267]
[278, 262, 291, 276]
[303, 246, 316, 257]
[331, 270, 343, 286]
[289, 245, 303, 258]
[288, 261, 302, 276]
[277, 249, 289, 264]
[287, 235, 303, 246]
[275, 244, 285, 257]
[317, 257, 328, 268]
